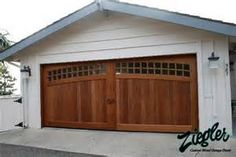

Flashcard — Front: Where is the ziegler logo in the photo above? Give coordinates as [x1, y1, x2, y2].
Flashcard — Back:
[177, 122, 230, 153]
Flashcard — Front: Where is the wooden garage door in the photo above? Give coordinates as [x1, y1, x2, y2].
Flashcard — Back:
[115, 55, 198, 132]
[41, 54, 198, 132]
[41, 62, 116, 129]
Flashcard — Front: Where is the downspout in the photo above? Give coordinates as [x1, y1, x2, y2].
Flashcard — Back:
[22, 77, 28, 128]
[20, 66, 31, 128]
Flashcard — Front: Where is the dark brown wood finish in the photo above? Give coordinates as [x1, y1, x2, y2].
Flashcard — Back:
[41, 54, 198, 132]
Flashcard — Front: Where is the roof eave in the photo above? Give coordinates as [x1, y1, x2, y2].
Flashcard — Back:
[1, 0, 236, 61]
[102, 0, 236, 37]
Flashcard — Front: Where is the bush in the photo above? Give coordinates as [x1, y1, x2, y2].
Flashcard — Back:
[0, 62, 16, 95]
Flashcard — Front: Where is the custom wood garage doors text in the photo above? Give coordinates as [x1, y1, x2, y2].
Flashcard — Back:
[41, 54, 198, 132]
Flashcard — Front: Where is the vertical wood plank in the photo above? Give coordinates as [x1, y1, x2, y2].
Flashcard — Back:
[106, 62, 116, 128]
[41, 54, 198, 132]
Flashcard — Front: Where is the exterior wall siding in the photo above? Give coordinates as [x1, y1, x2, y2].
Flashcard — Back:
[16, 11, 232, 134]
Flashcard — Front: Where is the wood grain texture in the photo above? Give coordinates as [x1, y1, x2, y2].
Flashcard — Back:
[77, 80, 107, 123]
[115, 54, 198, 132]
[41, 62, 113, 129]
[41, 54, 198, 132]
[116, 79, 191, 125]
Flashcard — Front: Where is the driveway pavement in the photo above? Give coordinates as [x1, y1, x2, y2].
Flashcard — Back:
[0, 128, 235, 157]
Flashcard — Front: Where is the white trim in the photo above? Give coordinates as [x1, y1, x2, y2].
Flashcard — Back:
[196, 41, 204, 131]
[37, 42, 198, 64]
[35, 43, 201, 129]
[225, 37, 233, 135]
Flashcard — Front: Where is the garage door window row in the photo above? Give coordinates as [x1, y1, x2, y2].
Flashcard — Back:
[47, 63, 106, 81]
[115, 61, 190, 77]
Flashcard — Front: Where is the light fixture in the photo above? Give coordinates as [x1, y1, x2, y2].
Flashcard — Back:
[20, 66, 31, 79]
[208, 52, 220, 69]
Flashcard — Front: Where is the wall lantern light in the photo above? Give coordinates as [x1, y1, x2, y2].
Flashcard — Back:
[20, 66, 31, 79]
[208, 52, 220, 69]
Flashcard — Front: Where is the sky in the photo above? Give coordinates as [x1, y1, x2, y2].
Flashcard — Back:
[0, 0, 236, 94]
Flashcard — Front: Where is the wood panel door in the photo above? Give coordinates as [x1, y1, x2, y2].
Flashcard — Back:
[41, 61, 116, 130]
[115, 55, 198, 132]
[41, 54, 198, 132]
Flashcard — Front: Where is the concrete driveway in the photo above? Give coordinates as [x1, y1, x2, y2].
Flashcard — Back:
[0, 128, 235, 157]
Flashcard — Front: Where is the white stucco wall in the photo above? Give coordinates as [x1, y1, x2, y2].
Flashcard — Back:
[14, 11, 232, 134]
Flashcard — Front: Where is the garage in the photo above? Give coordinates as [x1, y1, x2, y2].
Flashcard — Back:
[41, 54, 198, 132]
[0, 0, 233, 135]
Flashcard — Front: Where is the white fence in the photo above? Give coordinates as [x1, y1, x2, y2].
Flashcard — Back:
[0, 96, 23, 132]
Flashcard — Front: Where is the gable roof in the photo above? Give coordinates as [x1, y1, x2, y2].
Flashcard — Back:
[1, 0, 236, 60]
